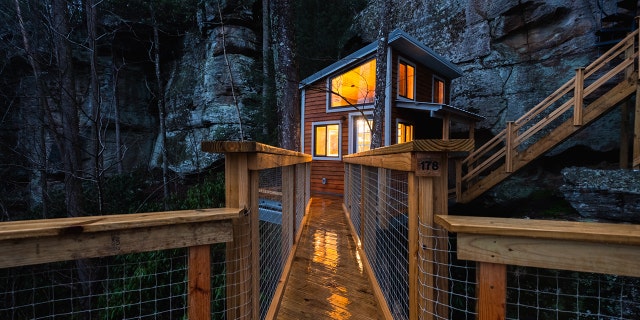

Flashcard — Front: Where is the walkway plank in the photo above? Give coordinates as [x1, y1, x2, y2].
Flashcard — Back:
[276, 196, 383, 319]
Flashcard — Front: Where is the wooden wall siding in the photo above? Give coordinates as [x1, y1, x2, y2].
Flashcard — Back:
[304, 50, 454, 194]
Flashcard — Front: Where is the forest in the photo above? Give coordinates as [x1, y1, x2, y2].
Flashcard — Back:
[0, 0, 367, 221]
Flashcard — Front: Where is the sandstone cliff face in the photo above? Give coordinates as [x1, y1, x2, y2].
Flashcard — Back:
[354, 0, 625, 153]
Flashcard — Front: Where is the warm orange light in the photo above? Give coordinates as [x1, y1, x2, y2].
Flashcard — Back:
[331, 59, 376, 107]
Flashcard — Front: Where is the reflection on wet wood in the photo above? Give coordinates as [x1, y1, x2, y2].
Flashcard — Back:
[276, 195, 382, 319]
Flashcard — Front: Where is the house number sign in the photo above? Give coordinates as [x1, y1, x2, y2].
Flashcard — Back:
[415, 153, 441, 177]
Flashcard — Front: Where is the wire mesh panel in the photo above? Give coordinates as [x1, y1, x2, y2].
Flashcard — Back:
[0, 250, 188, 319]
[362, 168, 410, 320]
[257, 167, 284, 319]
[506, 266, 640, 320]
[295, 163, 307, 235]
[346, 164, 362, 238]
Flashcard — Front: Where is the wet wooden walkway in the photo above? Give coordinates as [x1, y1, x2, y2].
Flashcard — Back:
[276, 195, 383, 319]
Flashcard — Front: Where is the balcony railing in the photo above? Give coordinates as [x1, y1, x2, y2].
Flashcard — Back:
[343, 139, 640, 320]
[0, 141, 311, 320]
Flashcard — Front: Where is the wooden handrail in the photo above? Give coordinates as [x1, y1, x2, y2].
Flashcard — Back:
[458, 27, 640, 201]
[0, 208, 243, 268]
[436, 214, 640, 320]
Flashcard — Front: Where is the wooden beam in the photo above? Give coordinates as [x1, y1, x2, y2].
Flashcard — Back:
[505, 122, 515, 173]
[0, 208, 242, 241]
[414, 175, 433, 320]
[202, 140, 307, 157]
[435, 215, 640, 246]
[343, 151, 414, 171]
[189, 245, 211, 320]
[574, 68, 584, 126]
[456, 233, 640, 278]
[343, 139, 474, 158]
[476, 262, 506, 320]
[248, 153, 312, 170]
[0, 220, 233, 269]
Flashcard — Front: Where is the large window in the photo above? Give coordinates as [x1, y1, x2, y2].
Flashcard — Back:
[398, 60, 415, 100]
[330, 59, 376, 108]
[352, 116, 372, 153]
[433, 77, 445, 104]
[313, 122, 340, 158]
[397, 122, 414, 144]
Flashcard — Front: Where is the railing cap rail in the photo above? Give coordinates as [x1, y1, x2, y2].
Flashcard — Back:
[343, 139, 474, 159]
[201, 141, 309, 158]
[436, 215, 640, 246]
[0, 207, 244, 241]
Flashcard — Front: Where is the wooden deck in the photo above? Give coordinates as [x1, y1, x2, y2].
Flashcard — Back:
[276, 195, 383, 319]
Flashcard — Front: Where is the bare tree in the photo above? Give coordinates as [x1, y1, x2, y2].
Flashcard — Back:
[272, 0, 300, 151]
[370, 0, 391, 149]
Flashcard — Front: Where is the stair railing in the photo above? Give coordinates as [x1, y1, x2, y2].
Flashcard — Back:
[458, 26, 639, 202]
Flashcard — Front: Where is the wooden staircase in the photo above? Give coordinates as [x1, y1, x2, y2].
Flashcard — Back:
[456, 27, 640, 203]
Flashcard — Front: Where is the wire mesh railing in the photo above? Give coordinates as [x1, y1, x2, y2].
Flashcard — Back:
[0, 141, 312, 320]
[0, 208, 239, 319]
[343, 140, 640, 320]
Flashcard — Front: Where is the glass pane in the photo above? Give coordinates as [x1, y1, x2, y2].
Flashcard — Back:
[355, 118, 372, 153]
[327, 124, 340, 157]
[315, 126, 327, 156]
[398, 63, 407, 97]
[407, 65, 415, 99]
[331, 59, 376, 107]
[434, 79, 445, 103]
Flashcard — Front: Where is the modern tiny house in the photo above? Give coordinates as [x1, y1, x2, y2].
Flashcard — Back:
[300, 30, 482, 195]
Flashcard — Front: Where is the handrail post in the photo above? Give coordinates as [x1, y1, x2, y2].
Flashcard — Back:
[476, 262, 507, 319]
[574, 68, 584, 126]
[505, 122, 515, 173]
[224, 152, 256, 320]
[189, 245, 211, 319]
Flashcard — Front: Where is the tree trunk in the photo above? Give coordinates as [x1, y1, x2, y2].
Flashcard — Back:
[112, 60, 124, 174]
[272, 0, 300, 151]
[151, 6, 170, 210]
[86, 0, 104, 214]
[370, 0, 391, 149]
[14, 0, 49, 217]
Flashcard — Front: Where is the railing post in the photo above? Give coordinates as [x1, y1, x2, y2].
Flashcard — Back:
[282, 165, 295, 254]
[360, 165, 365, 241]
[224, 152, 256, 320]
[476, 262, 507, 320]
[188, 245, 211, 319]
[634, 89, 640, 169]
[574, 67, 584, 126]
[505, 122, 515, 173]
[412, 152, 449, 320]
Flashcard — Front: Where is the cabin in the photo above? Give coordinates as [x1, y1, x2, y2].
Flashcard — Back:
[300, 29, 483, 195]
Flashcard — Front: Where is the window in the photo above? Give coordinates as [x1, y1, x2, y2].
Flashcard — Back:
[397, 122, 414, 144]
[330, 59, 376, 108]
[352, 116, 373, 153]
[313, 123, 340, 158]
[433, 78, 445, 104]
[398, 61, 415, 100]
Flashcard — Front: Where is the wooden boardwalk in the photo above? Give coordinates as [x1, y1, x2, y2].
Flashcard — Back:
[276, 195, 383, 319]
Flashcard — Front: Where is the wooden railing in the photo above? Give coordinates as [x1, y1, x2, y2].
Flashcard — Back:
[201, 141, 312, 319]
[342, 139, 474, 320]
[0, 207, 242, 318]
[0, 141, 311, 320]
[436, 215, 640, 320]
[458, 26, 640, 202]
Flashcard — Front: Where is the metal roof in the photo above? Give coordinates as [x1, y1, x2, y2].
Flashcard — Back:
[299, 29, 463, 89]
[395, 101, 484, 122]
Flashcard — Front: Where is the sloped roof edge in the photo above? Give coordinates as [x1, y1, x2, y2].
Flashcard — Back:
[299, 29, 463, 89]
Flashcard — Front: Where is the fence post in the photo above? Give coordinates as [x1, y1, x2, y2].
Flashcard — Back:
[282, 165, 295, 256]
[408, 172, 420, 320]
[574, 67, 584, 126]
[189, 245, 211, 319]
[224, 152, 256, 320]
[477, 263, 507, 319]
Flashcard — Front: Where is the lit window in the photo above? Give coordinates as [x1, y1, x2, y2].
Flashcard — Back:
[314, 123, 340, 158]
[398, 61, 415, 100]
[397, 122, 414, 144]
[353, 117, 372, 153]
[330, 59, 376, 108]
[434, 78, 445, 104]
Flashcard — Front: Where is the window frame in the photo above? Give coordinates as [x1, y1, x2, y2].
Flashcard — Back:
[326, 58, 377, 112]
[397, 58, 416, 101]
[311, 121, 342, 160]
[396, 119, 414, 144]
[348, 112, 374, 154]
[433, 75, 446, 104]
